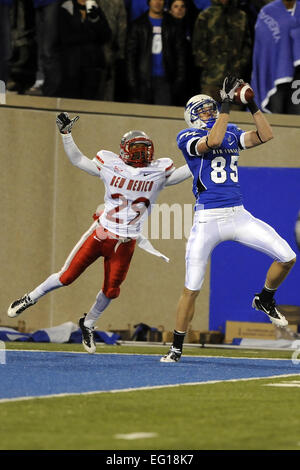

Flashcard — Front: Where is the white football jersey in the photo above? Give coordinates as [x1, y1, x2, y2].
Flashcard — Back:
[92, 150, 174, 238]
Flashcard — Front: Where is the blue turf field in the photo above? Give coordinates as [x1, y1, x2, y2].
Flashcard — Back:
[0, 351, 299, 401]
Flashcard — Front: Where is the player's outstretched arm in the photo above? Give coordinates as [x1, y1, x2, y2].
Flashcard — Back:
[165, 164, 192, 186]
[56, 112, 99, 176]
[196, 75, 242, 154]
[243, 94, 273, 149]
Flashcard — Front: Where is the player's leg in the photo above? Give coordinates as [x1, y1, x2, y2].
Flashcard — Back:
[161, 287, 200, 362]
[234, 208, 296, 327]
[7, 273, 63, 318]
[79, 291, 111, 354]
[7, 222, 101, 318]
[79, 238, 136, 353]
[161, 212, 220, 362]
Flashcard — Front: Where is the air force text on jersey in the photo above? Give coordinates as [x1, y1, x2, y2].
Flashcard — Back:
[177, 125, 246, 210]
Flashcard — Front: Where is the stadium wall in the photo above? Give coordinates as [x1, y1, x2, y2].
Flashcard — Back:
[0, 96, 299, 335]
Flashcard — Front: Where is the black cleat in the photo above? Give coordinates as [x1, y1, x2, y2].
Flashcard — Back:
[160, 346, 182, 363]
[252, 294, 288, 327]
[79, 314, 96, 354]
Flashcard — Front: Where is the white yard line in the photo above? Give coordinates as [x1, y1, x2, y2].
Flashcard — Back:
[4, 349, 294, 361]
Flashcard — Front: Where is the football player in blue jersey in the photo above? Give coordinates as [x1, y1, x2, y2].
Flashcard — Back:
[161, 75, 297, 362]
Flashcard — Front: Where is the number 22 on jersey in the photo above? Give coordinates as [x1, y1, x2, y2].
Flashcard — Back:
[106, 194, 150, 225]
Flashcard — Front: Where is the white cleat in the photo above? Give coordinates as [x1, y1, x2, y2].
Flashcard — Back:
[7, 294, 36, 318]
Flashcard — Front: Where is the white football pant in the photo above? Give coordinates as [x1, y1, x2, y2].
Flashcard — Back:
[185, 205, 296, 291]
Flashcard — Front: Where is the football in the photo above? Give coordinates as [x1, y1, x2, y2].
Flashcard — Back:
[234, 83, 254, 105]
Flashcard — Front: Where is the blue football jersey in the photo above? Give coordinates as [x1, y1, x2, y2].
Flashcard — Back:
[177, 124, 246, 209]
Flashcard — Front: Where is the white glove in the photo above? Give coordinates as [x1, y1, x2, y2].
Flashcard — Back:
[220, 76, 243, 102]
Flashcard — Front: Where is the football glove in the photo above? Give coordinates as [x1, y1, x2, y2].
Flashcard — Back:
[220, 75, 243, 102]
[56, 112, 79, 134]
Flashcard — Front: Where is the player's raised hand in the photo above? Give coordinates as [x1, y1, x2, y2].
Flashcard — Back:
[56, 112, 79, 134]
[220, 75, 243, 102]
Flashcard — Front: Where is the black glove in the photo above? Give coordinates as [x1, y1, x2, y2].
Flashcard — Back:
[56, 112, 79, 134]
[220, 75, 243, 102]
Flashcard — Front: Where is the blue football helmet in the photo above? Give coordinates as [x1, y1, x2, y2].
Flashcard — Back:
[184, 94, 219, 129]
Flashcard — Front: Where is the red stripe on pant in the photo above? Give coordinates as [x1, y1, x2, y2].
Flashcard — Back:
[59, 229, 136, 298]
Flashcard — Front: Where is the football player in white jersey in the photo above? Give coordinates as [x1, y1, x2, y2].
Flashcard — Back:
[161, 75, 297, 363]
[7, 112, 192, 353]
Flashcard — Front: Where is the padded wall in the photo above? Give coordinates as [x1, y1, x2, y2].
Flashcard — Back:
[209, 167, 300, 333]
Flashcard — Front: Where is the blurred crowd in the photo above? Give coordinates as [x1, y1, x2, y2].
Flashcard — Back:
[0, 0, 299, 114]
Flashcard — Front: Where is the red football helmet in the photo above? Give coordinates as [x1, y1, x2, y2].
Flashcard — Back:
[120, 130, 154, 168]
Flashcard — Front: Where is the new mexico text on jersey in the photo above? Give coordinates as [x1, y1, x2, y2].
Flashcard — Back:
[92, 150, 174, 238]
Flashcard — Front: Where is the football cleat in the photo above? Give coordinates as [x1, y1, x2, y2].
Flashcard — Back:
[252, 294, 288, 328]
[7, 294, 36, 318]
[160, 346, 182, 363]
[79, 314, 96, 354]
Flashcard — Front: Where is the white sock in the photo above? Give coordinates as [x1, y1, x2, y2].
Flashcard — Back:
[84, 290, 111, 328]
[29, 273, 63, 302]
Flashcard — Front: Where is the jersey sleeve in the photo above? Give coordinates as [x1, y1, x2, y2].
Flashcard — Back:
[227, 124, 246, 150]
[156, 157, 175, 179]
[177, 129, 206, 158]
[92, 153, 105, 172]
[92, 150, 116, 175]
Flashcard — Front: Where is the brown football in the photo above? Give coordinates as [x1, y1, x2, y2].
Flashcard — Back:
[234, 83, 254, 104]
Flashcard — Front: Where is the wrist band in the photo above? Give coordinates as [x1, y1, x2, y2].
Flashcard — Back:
[220, 100, 230, 114]
[248, 100, 259, 114]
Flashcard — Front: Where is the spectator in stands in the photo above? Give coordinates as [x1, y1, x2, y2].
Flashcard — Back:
[96, 0, 127, 102]
[192, 0, 211, 10]
[59, 0, 111, 100]
[0, 0, 12, 85]
[7, 0, 36, 93]
[192, 0, 252, 102]
[124, 0, 149, 21]
[238, 1, 272, 40]
[126, 0, 187, 106]
[237, 1, 272, 83]
[25, 0, 61, 97]
[169, 0, 187, 17]
[251, 0, 300, 114]
[168, 0, 198, 100]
